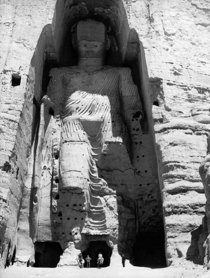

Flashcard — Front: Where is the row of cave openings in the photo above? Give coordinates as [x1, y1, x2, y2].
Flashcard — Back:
[27, 235, 166, 268]
[32, 241, 112, 268]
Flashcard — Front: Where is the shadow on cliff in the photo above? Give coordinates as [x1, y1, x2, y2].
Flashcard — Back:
[186, 216, 208, 265]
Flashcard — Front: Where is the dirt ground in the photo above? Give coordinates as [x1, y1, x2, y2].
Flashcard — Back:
[0, 259, 209, 278]
[0, 266, 207, 278]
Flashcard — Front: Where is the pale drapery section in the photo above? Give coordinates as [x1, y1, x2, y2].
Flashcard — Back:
[60, 91, 111, 234]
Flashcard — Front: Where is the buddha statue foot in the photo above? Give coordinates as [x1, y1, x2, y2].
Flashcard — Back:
[57, 242, 80, 267]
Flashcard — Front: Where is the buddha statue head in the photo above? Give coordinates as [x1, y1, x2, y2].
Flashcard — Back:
[72, 19, 110, 63]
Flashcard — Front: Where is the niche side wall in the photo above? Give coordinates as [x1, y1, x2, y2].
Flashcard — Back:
[0, 0, 56, 267]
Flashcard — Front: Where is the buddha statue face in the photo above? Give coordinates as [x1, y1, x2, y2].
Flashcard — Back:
[78, 40, 105, 59]
[75, 19, 109, 59]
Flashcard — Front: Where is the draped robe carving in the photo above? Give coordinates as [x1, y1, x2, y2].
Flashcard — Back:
[31, 66, 142, 254]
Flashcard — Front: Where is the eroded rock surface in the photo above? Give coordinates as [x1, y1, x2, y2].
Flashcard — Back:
[0, 0, 209, 270]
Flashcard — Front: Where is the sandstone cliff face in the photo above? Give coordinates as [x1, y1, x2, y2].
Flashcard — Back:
[0, 0, 55, 266]
[0, 0, 209, 268]
[126, 0, 210, 262]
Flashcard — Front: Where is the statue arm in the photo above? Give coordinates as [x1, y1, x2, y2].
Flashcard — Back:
[43, 68, 63, 114]
[30, 68, 63, 241]
[119, 68, 143, 165]
[32, 69, 61, 190]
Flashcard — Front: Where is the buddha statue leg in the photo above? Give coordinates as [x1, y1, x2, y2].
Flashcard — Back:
[58, 119, 108, 252]
[97, 141, 138, 259]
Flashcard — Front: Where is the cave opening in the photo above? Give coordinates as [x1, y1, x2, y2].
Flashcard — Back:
[34, 242, 63, 268]
[131, 229, 166, 268]
[11, 73, 21, 86]
[82, 241, 112, 268]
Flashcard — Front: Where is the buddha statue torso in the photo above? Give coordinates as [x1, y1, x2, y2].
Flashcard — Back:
[49, 67, 127, 144]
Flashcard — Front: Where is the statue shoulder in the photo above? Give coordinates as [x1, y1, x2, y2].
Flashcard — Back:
[104, 67, 132, 79]
[49, 67, 76, 79]
[116, 68, 135, 84]
[117, 67, 132, 77]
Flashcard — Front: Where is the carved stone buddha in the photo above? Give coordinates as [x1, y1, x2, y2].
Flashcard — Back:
[30, 19, 143, 264]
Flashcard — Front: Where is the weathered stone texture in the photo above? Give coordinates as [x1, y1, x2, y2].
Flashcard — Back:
[0, 0, 56, 266]
[0, 0, 210, 268]
[126, 0, 210, 262]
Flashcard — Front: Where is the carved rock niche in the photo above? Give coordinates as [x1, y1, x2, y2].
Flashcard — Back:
[2, 0, 166, 269]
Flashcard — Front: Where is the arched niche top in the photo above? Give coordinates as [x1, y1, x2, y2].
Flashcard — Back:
[52, 0, 131, 66]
